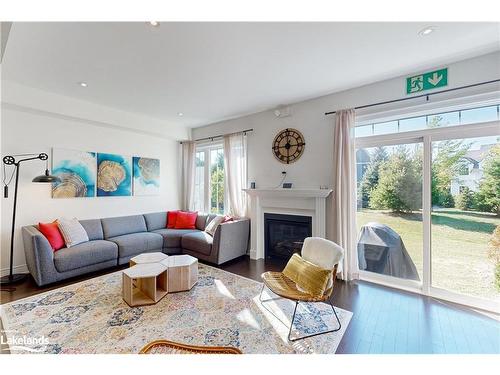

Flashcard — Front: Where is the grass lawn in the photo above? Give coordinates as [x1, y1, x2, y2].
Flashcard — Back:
[356, 209, 500, 300]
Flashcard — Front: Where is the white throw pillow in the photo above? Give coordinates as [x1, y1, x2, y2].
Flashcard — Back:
[57, 218, 89, 248]
[204, 215, 224, 237]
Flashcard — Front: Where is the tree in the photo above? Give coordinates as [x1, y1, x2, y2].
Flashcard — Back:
[210, 152, 225, 213]
[369, 146, 422, 213]
[431, 140, 470, 207]
[455, 187, 475, 211]
[358, 147, 388, 208]
[475, 145, 500, 216]
[488, 225, 500, 290]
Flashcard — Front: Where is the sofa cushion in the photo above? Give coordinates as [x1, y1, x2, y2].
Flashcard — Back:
[101, 215, 147, 239]
[152, 228, 199, 248]
[167, 211, 180, 228]
[38, 221, 65, 251]
[174, 211, 198, 229]
[181, 231, 213, 256]
[54, 240, 118, 273]
[109, 232, 163, 258]
[195, 214, 208, 230]
[79, 219, 104, 240]
[144, 212, 167, 231]
[57, 218, 89, 248]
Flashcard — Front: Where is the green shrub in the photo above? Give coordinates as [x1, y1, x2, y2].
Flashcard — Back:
[455, 187, 475, 211]
[369, 146, 421, 213]
[488, 226, 500, 290]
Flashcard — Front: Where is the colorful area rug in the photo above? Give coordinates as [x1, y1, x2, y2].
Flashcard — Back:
[0, 264, 351, 354]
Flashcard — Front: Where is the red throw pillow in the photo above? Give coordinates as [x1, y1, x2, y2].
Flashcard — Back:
[166, 211, 180, 228]
[174, 211, 198, 229]
[38, 221, 65, 251]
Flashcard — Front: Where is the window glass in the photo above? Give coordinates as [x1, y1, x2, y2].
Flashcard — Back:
[210, 147, 225, 214]
[355, 124, 373, 138]
[460, 106, 499, 125]
[372, 121, 398, 135]
[427, 111, 460, 128]
[355, 105, 499, 138]
[399, 116, 427, 132]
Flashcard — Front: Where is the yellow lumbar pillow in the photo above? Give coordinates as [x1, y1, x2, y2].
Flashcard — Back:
[282, 253, 332, 298]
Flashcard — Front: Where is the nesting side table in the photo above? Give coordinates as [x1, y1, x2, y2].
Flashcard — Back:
[160, 255, 198, 293]
[122, 263, 168, 307]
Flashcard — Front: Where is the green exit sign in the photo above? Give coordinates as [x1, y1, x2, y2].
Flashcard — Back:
[406, 68, 448, 94]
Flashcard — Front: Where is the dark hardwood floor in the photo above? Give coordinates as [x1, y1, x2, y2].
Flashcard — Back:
[1, 256, 499, 354]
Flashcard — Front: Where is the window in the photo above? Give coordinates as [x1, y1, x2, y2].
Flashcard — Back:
[356, 104, 499, 137]
[458, 163, 470, 176]
[355, 102, 500, 312]
[193, 143, 226, 214]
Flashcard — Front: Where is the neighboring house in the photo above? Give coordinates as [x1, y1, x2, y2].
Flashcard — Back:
[450, 144, 494, 195]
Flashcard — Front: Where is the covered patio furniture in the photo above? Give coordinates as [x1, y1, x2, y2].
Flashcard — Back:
[357, 222, 420, 281]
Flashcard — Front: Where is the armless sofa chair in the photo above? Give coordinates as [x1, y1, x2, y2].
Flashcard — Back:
[22, 212, 250, 286]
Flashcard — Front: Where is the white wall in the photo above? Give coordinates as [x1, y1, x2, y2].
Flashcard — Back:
[0, 82, 190, 275]
[192, 51, 500, 255]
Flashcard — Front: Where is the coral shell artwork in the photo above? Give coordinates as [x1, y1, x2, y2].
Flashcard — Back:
[97, 153, 132, 196]
[51, 148, 96, 198]
[133, 157, 160, 196]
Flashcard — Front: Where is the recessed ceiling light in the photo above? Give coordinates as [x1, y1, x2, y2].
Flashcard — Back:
[78, 82, 88, 87]
[419, 26, 435, 36]
[178, 112, 184, 117]
[148, 21, 160, 27]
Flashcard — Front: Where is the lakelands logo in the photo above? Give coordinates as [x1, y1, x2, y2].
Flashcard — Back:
[1, 330, 50, 353]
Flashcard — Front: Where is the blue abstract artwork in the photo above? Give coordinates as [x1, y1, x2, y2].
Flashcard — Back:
[52, 148, 96, 198]
[96, 153, 132, 197]
[132, 157, 160, 196]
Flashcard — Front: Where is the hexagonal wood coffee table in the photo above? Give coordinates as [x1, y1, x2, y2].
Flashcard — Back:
[160, 255, 198, 293]
[129, 252, 168, 267]
[122, 263, 168, 307]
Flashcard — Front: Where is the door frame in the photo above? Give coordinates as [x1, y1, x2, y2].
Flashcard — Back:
[355, 120, 500, 313]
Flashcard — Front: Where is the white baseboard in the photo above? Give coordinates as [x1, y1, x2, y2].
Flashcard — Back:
[249, 249, 257, 259]
[0, 264, 28, 277]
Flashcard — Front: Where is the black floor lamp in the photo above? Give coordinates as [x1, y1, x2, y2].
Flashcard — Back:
[1, 152, 60, 286]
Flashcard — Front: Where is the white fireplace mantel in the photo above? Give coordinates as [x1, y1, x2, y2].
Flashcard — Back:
[243, 188, 332, 259]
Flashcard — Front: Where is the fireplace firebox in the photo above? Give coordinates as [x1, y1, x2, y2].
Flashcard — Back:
[264, 213, 312, 260]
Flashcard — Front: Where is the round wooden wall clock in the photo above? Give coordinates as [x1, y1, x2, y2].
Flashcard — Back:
[272, 128, 306, 164]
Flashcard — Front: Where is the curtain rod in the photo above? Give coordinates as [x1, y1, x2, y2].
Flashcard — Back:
[180, 128, 253, 144]
[324, 79, 500, 116]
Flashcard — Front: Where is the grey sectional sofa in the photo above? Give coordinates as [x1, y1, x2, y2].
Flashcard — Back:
[22, 212, 250, 286]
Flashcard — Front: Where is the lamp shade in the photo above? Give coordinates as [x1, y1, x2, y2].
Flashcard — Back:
[32, 169, 61, 183]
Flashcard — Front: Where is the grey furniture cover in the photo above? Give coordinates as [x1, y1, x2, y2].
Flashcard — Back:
[357, 222, 420, 281]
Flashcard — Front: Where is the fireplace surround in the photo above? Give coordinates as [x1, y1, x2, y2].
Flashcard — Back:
[243, 188, 332, 260]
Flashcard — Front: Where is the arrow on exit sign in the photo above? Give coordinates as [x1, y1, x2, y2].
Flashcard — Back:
[406, 68, 448, 94]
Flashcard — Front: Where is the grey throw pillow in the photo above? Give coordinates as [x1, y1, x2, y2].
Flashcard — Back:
[57, 218, 89, 247]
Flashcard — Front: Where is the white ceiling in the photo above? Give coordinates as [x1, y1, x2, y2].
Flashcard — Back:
[2, 22, 499, 127]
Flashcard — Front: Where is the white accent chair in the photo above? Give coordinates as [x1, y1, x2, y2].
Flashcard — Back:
[260, 237, 344, 341]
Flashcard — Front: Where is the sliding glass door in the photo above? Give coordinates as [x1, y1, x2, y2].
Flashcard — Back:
[431, 135, 500, 304]
[356, 141, 423, 283]
[355, 105, 499, 311]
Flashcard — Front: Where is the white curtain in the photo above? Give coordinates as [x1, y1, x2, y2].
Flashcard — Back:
[181, 141, 196, 211]
[331, 109, 359, 281]
[223, 132, 248, 217]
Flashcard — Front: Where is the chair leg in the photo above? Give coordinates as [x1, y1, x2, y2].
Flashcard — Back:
[287, 299, 342, 342]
